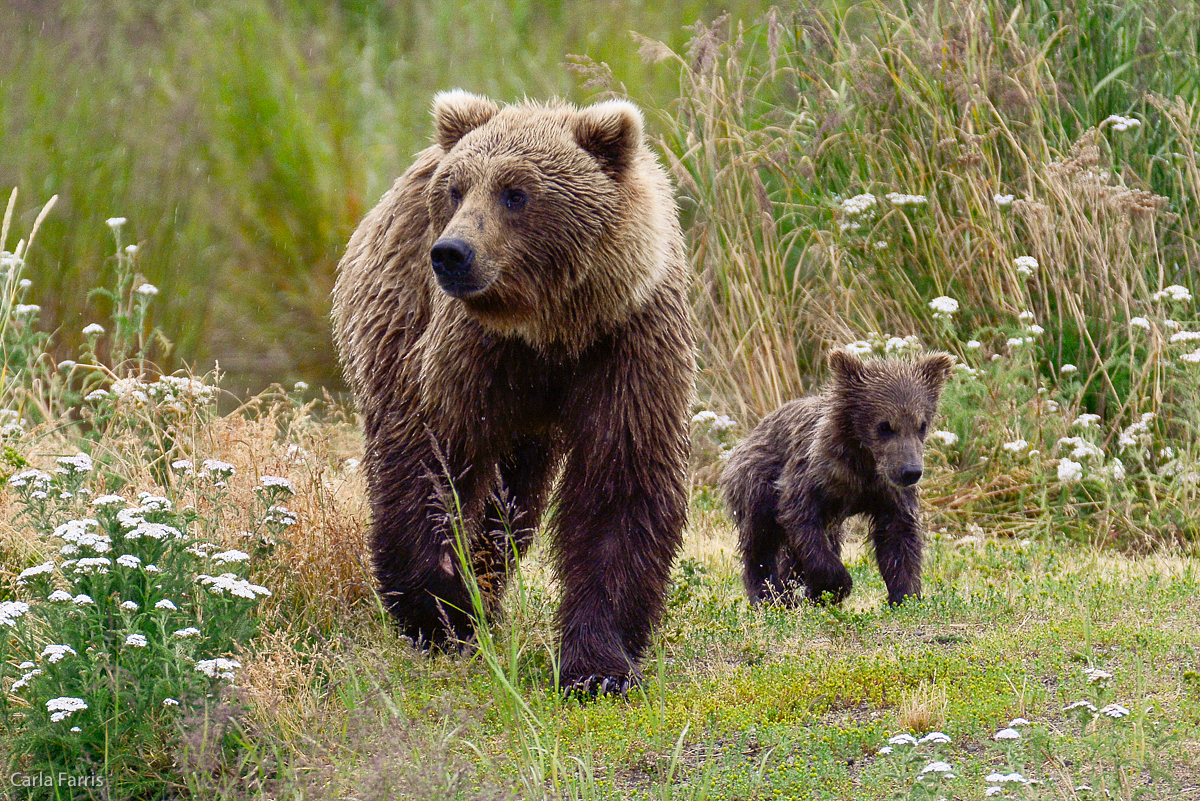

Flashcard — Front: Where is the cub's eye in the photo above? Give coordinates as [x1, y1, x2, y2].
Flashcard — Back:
[501, 188, 528, 211]
[878, 421, 894, 437]
[448, 186, 463, 204]
[919, 422, 928, 438]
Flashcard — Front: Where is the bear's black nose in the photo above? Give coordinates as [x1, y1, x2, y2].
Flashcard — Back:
[898, 465, 923, 486]
[431, 238, 475, 278]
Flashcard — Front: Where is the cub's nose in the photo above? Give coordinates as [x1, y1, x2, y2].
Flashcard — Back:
[898, 465, 923, 486]
[430, 238, 475, 279]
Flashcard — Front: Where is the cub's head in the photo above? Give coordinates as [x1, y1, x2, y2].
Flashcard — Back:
[423, 90, 671, 342]
[827, 350, 955, 489]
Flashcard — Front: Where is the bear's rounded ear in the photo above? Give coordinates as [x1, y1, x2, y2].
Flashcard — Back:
[828, 349, 865, 384]
[919, 352, 955, 388]
[574, 100, 644, 178]
[432, 90, 500, 151]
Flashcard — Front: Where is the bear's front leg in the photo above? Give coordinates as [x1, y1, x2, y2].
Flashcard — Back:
[552, 401, 688, 695]
[870, 501, 923, 605]
[367, 421, 493, 648]
[776, 484, 853, 604]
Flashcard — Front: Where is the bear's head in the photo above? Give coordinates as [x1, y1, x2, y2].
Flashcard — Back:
[423, 90, 675, 348]
[827, 350, 955, 489]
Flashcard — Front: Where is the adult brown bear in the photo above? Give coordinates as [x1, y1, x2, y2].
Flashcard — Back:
[332, 91, 694, 695]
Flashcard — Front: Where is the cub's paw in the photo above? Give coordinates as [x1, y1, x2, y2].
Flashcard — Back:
[804, 564, 853, 605]
[560, 673, 642, 701]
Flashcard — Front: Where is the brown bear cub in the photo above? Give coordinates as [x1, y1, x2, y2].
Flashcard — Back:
[332, 91, 694, 696]
[720, 350, 954, 607]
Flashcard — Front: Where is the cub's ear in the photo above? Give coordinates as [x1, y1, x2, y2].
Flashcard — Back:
[919, 352, 955, 388]
[574, 100, 644, 178]
[432, 90, 499, 150]
[828, 349, 865, 384]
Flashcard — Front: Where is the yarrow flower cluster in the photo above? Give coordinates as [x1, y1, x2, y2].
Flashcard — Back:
[1013, 255, 1038, 276]
[195, 657, 241, 681]
[691, 410, 738, 434]
[47, 696, 88, 722]
[928, 296, 959, 319]
[196, 572, 272, 600]
[840, 193, 877, 216]
[929, 430, 958, 446]
[1103, 114, 1141, 132]
[1151, 284, 1192, 302]
[1, 600, 31, 627]
[1057, 458, 1084, 482]
[885, 192, 928, 206]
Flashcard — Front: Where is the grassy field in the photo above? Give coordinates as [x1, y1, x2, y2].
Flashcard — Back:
[4, 0, 1200, 798]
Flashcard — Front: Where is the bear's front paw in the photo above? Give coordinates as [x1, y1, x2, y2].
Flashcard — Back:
[560, 673, 642, 700]
[804, 563, 853, 604]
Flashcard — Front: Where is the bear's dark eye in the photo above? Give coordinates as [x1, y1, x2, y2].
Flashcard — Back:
[919, 422, 928, 438]
[448, 186, 463, 204]
[878, 421, 894, 437]
[501, 188, 528, 211]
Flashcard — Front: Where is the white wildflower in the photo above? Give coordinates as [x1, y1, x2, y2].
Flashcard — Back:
[1008, 718, 1030, 727]
[42, 644, 78, 663]
[1083, 667, 1112, 683]
[1130, 316, 1151, 330]
[17, 561, 55, 584]
[1106, 459, 1127, 482]
[966, 339, 981, 349]
[843, 340, 875, 356]
[929, 430, 958, 446]
[211, 549, 251, 565]
[48, 590, 73, 603]
[929, 296, 959, 318]
[994, 193, 1014, 206]
[116, 554, 142, 569]
[13, 304, 40, 315]
[1057, 458, 1084, 482]
[106, 217, 127, 229]
[1151, 284, 1192, 302]
[195, 657, 241, 681]
[1013, 256, 1038, 275]
[1060, 363, 1078, 374]
[840, 193, 877, 216]
[124, 633, 148, 647]
[174, 626, 201, 638]
[56, 452, 94, 474]
[1099, 703, 1130, 718]
[196, 572, 271, 599]
[163, 698, 179, 707]
[919, 761, 954, 777]
[887, 734, 918, 746]
[82, 323, 105, 336]
[92, 494, 126, 508]
[1002, 439, 1029, 453]
[1028, 324, 1044, 335]
[0, 600, 31, 627]
[154, 599, 178, 611]
[885, 192, 928, 205]
[135, 283, 158, 297]
[46, 696, 88, 722]
[994, 727, 1021, 741]
[119, 601, 139, 612]
[1065, 700, 1098, 713]
[919, 731, 951, 744]
[72, 594, 93, 606]
[1058, 436, 1103, 461]
[878, 745, 893, 754]
[73, 557, 111, 575]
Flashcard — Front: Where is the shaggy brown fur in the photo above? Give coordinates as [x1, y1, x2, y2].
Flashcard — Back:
[720, 351, 953, 607]
[332, 91, 694, 695]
